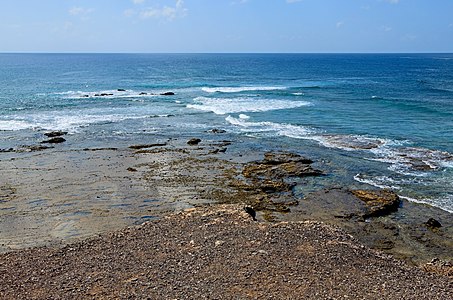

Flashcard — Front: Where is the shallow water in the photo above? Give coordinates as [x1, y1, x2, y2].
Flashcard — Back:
[0, 53, 452, 212]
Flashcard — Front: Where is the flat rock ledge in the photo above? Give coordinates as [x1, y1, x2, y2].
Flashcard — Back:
[0, 205, 451, 299]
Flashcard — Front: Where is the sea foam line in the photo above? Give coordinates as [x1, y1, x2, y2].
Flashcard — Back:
[188, 97, 310, 115]
[201, 86, 286, 93]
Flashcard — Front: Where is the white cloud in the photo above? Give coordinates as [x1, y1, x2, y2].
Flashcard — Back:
[132, 0, 145, 4]
[336, 21, 344, 28]
[69, 7, 94, 16]
[286, 0, 303, 3]
[139, 0, 187, 21]
[381, 25, 392, 32]
[385, 0, 400, 4]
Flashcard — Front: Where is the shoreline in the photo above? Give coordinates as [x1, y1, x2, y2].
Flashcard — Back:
[0, 135, 452, 265]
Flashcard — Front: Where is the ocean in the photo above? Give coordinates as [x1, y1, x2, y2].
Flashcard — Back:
[1, 53, 452, 212]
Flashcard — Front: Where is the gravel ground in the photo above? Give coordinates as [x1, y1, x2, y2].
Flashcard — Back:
[0, 205, 451, 299]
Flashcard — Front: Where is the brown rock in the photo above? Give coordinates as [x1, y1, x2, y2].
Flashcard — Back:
[352, 189, 400, 218]
[187, 138, 201, 146]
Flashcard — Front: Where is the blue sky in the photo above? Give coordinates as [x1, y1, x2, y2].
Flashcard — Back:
[1, 0, 452, 53]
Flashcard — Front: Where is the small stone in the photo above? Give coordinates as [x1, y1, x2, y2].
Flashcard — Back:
[187, 138, 201, 146]
[426, 218, 442, 229]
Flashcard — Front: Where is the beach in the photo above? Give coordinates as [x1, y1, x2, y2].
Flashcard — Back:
[1, 136, 452, 298]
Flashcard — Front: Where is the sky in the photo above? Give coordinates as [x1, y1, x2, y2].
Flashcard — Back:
[0, 0, 452, 53]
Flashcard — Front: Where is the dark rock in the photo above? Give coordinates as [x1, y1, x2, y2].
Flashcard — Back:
[218, 148, 227, 153]
[41, 137, 66, 144]
[81, 95, 90, 98]
[44, 131, 68, 138]
[139, 92, 148, 95]
[117, 89, 126, 92]
[263, 152, 313, 165]
[0, 148, 14, 153]
[127, 167, 138, 172]
[94, 94, 101, 97]
[160, 92, 175, 96]
[100, 93, 114, 97]
[243, 206, 257, 221]
[129, 143, 167, 150]
[426, 218, 442, 229]
[208, 128, 227, 134]
[187, 138, 201, 146]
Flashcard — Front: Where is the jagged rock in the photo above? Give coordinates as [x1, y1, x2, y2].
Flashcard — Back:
[160, 92, 175, 96]
[41, 137, 66, 144]
[187, 138, 201, 146]
[351, 190, 400, 218]
[425, 218, 442, 229]
[243, 207, 257, 221]
[44, 131, 68, 138]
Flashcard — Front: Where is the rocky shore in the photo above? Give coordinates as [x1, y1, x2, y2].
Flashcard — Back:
[0, 134, 452, 298]
[0, 205, 451, 299]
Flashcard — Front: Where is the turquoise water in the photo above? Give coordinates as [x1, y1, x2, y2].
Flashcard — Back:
[0, 53, 452, 212]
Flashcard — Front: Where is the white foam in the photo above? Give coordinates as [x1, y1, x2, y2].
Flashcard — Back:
[201, 86, 286, 93]
[187, 97, 310, 115]
[238, 114, 250, 119]
[399, 195, 453, 213]
[0, 120, 35, 131]
[292, 92, 305, 96]
[353, 174, 401, 190]
[225, 116, 314, 137]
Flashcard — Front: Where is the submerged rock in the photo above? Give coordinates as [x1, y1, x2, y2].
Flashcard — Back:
[208, 128, 227, 134]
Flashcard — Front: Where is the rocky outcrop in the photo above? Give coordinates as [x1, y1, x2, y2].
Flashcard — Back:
[44, 131, 67, 138]
[160, 92, 175, 96]
[351, 189, 400, 218]
[41, 137, 66, 144]
[243, 152, 322, 179]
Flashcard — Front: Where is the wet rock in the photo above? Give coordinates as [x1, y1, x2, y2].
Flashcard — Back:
[425, 218, 442, 229]
[187, 138, 201, 146]
[100, 93, 114, 97]
[117, 89, 126, 92]
[127, 167, 138, 172]
[351, 190, 400, 218]
[44, 131, 68, 138]
[139, 92, 148, 95]
[41, 137, 66, 144]
[81, 95, 90, 98]
[0, 148, 14, 153]
[160, 92, 175, 96]
[129, 143, 167, 150]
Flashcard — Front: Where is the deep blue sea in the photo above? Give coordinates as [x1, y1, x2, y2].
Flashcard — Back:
[1, 53, 452, 212]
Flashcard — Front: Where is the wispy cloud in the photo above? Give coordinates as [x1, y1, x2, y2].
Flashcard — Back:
[286, 0, 303, 3]
[336, 21, 344, 28]
[126, 0, 187, 21]
[384, 0, 400, 4]
[381, 25, 392, 32]
[69, 7, 94, 16]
